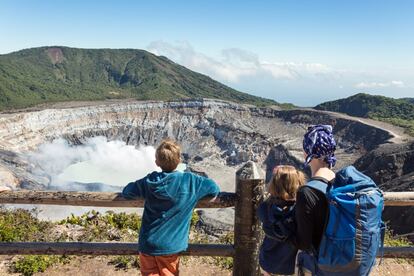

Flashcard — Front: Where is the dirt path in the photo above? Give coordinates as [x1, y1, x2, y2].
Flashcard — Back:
[1, 256, 412, 276]
[0, 256, 231, 276]
[299, 108, 413, 144]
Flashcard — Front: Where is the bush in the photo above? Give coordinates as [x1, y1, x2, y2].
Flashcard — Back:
[213, 256, 233, 270]
[58, 210, 141, 242]
[384, 229, 413, 247]
[190, 211, 199, 228]
[11, 255, 67, 276]
[59, 210, 141, 231]
[0, 208, 51, 242]
[109, 255, 140, 270]
[383, 229, 414, 264]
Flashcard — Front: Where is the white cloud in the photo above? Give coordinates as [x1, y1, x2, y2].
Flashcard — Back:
[146, 41, 412, 106]
[355, 80, 405, 88]
[147, 41, 335, 83]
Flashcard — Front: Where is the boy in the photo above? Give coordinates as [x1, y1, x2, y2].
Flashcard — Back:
[122, 139, 220, 276]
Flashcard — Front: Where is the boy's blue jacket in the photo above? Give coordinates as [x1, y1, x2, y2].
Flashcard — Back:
[122, 171, 220, 255]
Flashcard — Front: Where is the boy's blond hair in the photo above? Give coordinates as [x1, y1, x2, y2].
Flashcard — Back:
[267, 165, 306, 200]
[156, 139, 181, 172]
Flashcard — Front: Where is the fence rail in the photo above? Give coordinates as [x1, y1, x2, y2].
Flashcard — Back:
[0, 242, 235, 257]
[0, 190, 413, 207]
[0, 242, 412, 258]
[0, 191, 236, 208]
[0, 190, 236, 208]
[1, 162, 414, 275]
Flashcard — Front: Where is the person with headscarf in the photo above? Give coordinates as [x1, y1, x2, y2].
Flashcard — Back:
[294, 124, 383, 276]
[295, 125, 337, 274]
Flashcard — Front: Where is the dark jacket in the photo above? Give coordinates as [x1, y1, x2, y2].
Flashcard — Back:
[257, 198, 298, 275]
[294, 178, 329, 252]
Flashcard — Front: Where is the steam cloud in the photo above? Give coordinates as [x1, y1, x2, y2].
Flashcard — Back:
[28, 137, 160, 190]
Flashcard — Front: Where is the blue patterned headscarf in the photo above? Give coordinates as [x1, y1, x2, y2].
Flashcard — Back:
[303, 124, 337, 168]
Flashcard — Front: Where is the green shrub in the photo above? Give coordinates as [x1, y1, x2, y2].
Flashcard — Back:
[0, 208, 51, 242]
[190, 211, 199, 228]
[11, 255, 67, 276]
[384, 229, 413, 247]
[109, 255, 140, 270]
[383, 229, 414, 264]
[58, 210, 141, 242]
[104, 211, 141, 231]
[59, 210, 141, 231]
[218, 232, 234, 244]
[213, 256, 234, 270]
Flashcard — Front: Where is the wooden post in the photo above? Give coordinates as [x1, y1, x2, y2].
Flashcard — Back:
[233, 161, 264, 276]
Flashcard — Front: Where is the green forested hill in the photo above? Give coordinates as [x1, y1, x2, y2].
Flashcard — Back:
[315, 93, 414, 135]
[0, 46, 276, 110]
[402, 98, 414, 104]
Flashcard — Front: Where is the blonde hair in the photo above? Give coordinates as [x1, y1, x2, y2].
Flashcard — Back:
[156, 139, 181, 172]
[267, 165, 306, 200]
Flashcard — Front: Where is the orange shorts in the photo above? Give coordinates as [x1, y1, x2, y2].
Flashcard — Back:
[139, 253, 180, 276]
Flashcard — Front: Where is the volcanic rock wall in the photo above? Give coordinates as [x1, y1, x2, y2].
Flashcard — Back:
[0, 99, 396, 191]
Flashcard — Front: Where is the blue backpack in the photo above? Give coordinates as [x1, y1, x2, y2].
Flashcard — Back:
[307, 166, 385, 275]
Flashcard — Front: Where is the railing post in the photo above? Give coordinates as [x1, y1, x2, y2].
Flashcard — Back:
[233, 161, 264, 276]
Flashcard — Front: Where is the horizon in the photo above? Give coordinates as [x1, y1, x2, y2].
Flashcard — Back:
[1, 0, 413, 105]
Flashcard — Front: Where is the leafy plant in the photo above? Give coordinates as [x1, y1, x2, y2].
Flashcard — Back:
[190, 211, 199, 228]
[58, 210, 141, 242]
[11, 255, 68, 276]
[383, 229, 414, 264]
[59, 210, 141, 231]
[109, 255, 140, 270]
[384, 229, 413, 247]
[0, 207, 50, 242]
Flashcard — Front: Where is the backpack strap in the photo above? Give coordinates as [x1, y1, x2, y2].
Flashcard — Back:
[304, 177, 334, 257]
[306, 177, 334, 194]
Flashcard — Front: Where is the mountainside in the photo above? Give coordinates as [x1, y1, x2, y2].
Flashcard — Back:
[402, 98, 414, 104]
[315, 93, 414, 135]
[0, 47, 276, 110]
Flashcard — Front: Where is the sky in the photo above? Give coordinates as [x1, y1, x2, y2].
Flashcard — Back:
[0, 0, 413, 106]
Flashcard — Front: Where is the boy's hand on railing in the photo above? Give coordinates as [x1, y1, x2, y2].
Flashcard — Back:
[0, 186, 11, 192]
[209, 195, 218, 202]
